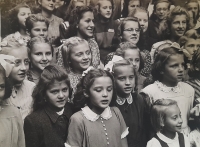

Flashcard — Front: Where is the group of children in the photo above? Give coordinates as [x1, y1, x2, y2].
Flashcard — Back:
[1, 0, 200, 147]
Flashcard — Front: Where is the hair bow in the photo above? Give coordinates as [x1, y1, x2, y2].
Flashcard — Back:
[82, 66, 94, 77]
[104, 55, 124, 72]
[0, 54, 16, 77]
[0, 40, 8, 51]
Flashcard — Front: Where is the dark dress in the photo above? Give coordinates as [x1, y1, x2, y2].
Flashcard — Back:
[115, 93, 147, 147]
[24, 103, 73, 147]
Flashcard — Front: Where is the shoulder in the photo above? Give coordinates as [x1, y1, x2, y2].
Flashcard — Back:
[25, 109, 44, 121]
[0, 105, 21, 118]
[146, 137, 161, 147]
[23, 80, 36, 87]
[53, 15, 63, 22]
[141, 83, 158, 94]
[70, 111, 84, 123]
[179, 82, 194, 93]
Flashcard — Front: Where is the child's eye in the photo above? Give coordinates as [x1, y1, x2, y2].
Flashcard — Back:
[14, 59, 21, 66]
[86, 50, 91, 55]
[129, 75, 135, 79]
[118, 77, 125, 81]
[24, 59, 30, 65]
[62, 88, 68, 92]
[0, 84, 5, 90]
[51, 90, 58, 94]
[135, 59, 140, 62]
[95, 88, 102, 92]
[46, 52, 52, 56]
[35, 53, 42, 56]
[76, 53, 82, 56]
[107, 87, 113, 92]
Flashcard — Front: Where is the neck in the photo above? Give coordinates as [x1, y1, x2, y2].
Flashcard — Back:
[170, 35, 180, 42]
[161, 79, 178, 87]
[117, 92, 130, 99]
[19, 27, 27, 36]
[30, 68, 42, 78]
[100, 15, 110, 23]
[161, 129, 176, 139]
[77, 32, 89, 40]
[89, 104, 105, 115]
[71, 68, 84, 74]
[42, 9, 52, 19]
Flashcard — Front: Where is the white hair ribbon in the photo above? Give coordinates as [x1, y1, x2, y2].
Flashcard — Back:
[104, 55, 124, 72]
[0, 54, 16, 77]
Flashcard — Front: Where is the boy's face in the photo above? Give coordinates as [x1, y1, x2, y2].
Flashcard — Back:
[99, 1, 112, 19]
[9, 47, 29, 84]
[114, 65, 135, 97]
[154, 2, 169, 20]
[184, 38, 200, 56]
[170, 14, 187, 38]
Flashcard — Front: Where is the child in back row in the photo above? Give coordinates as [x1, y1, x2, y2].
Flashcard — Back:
[66, 68, 128, 147]
[147, 99, 190, 147]
[141, 45, 198, 136]
[105, 57, 146, 147]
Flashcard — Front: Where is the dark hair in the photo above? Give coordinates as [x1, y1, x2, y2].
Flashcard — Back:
[188, 49, 200, 79]
[67, 6, 94, 38]
[8, 3, 31, 33]
[27, 36, 54, 59]
[26, 14, 49, 32]
[151, 99, 178, 132]
[122, 0, 141, 17]
[73, 68, 116, 111]
[32, 65, 71, 111]
[115, 42, 144, 72]
[152, 47, 186, 81]
[0, 65, 12, 101]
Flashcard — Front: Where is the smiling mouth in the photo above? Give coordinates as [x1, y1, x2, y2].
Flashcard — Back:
[101, 100, 109, 104]
[124, 87, 132, 91]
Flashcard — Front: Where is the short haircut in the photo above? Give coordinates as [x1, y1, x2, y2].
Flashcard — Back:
[115, 42, 144, 72]
[26, 14, 49, 32]
[151, 99, 177, 132]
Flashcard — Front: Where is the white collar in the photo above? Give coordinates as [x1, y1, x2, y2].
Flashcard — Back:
[157, 132, 179, 144]
[155, 81, 181, 93]
[116, 94, 133, 105]
[81, 106, 112, 122]
[56, 108, 64, 115]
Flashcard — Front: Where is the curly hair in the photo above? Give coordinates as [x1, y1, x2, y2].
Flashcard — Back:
[73, 68, 117, 112]
[8, 3, 31, 33]
[32, 64, 72, 111]
[26, 14, 49, 33]
[115, 42, 144, 72]
[67, 6, 94, 38]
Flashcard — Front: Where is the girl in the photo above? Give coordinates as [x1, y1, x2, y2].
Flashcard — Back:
[0, 54, 25, 147]
[106, 58, 146, 147]
[58, 6, 100, 69]
[66, 68, 128, 147]
[0, 37, 35, 120]
[121, 0, 141, 18]
[106, 17, 151, 77]
[141, 46, 197, 135]
[94, 0, 118, 62]
[3, 3, 32, 44]
[25, 14, 49, 39]
[24, 65, 73, 147]
[27, 37, 53, 84]
[61, 37, 92, 100]
[37, 0, 63, 45]
[147, 99, 190, 147]
[115, 42, 145, 92]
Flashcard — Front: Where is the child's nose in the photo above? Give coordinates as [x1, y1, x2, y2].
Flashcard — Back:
[102, 89, 108, 97]
[125, 78, 130, 85]
[58, 91, 64, 98]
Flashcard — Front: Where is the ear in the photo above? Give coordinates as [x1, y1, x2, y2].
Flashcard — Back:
[38, 0, 42, 5]
[160, 116, 165, 128]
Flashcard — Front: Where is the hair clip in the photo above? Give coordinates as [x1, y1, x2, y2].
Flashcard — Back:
[0, 54, 16, 77]
[82, 66, 94, 77]
[104, 55, 124, 72]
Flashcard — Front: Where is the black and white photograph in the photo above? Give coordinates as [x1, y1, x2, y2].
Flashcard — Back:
[0, 0, 200, 146]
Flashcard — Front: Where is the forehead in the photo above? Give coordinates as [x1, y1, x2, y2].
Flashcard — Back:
[9, 47, 28, 59]
[124, 49, 140, 58]
[32, 21, 47, 28]
[172, 14, 187, 22]
[134, 11, 148, 18]
[124, 20, 139, 28]
[48, 80, 68, 89]
[32, 43, 51, 51]
[166, 54, 184, 63]
[100, 1, 112, 6]
[92, 76, 112, 87]
[187, 2, 198, 7]
[114, 65, 134, 75]
[156, 2, 169, 8]
[71, 42, 89, 53]
[75, 1, 85, 6]
[165, 105, 180, 116]
[18, 7, 31, 13]
[129, 0, 140, 5]
[186, 38, 200, 44]
[81, 11, 94, 19]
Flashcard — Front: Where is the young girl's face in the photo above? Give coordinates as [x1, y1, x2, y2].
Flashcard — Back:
[170, 14, 187, 38]
[30, 43, 52, 71]
[0, 73, 5, 101]
[124, 49, 140, 72]
[78, 11, 94, 39]
[17, 7, 31, 27]
[70, 42, 91, 72]
[184, 38, 200, 56]
[99, 1, 112, 19]
[134, 11, 148, 32]
[162, 54, 184, 86]
[186, 2, 198, 19]
[114, 65, 135, 97]
[9, 47, 29, 84]
[122, 21, 140, 45]
[128, 0, 140, 14]
[89, 76, 113, 114]
[39, 0, 55, 11]
[163, 105, 182, 133]
[154, 2, 169, 20]
[30, 21, 48, 38]
[46, 80, 69, 111]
